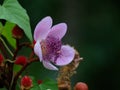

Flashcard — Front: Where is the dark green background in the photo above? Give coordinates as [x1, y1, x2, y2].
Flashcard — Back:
[2, 0, 120, 90]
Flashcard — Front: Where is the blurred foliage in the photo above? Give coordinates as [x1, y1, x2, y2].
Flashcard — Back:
[1, 22, 16, 48]
[0, 0, 32, 41]
[39, 79, 58, 90]
[1, 0, 118, 90]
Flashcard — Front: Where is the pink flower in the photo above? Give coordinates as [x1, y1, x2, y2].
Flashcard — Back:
[34, 16, 75, 70]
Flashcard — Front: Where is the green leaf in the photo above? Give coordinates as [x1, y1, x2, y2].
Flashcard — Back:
[13, 64, 22, 73]
[2, 21, 16, 48]
[30, 76, 40, 90]
[39, 79, 58, 90]
[0, 22, 3, 34]
[0, 0, 32, 41]
[31, 85, 40, 90]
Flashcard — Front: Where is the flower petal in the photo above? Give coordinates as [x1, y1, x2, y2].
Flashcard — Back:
[34, 16, 52, 41]
[43, 61, 58, 70]
[48, 23, 67, 40]
[56, 45, 75, 66]
[34, 41, 42, 61]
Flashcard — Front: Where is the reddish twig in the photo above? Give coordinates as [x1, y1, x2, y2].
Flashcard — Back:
[11, 57, 39, 90]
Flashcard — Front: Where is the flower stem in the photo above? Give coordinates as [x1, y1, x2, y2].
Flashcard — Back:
[11, 57, 39, 90]
[0, 37, 14, 57]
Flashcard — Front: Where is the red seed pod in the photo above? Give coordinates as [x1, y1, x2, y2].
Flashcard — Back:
[15, 56, 27, 66]
[74, 82, 88, 90]
[12, 25, 23, 39]
[21, 76, 33, 90]
[0, 54, 4, 65]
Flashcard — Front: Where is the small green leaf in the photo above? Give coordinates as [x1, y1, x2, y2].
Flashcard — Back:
[2, 21, 16, 48]
[13, 64, 22, 73]
[0, 0, 32, 41]
[39, 79, 58, 90]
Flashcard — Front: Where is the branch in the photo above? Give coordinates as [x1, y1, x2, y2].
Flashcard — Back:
[57, 50, 83, 90]
[11, 57, 39, 90]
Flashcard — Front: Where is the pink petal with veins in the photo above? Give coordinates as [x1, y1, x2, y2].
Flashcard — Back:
[48, 23, 67, 40]
[34, 41, 43, 61]
[34, 16, 52, 41]
[56, 45, 75, 66]
[43, 61, 58, 70]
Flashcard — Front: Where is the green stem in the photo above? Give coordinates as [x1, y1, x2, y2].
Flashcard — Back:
[0, 37, 14, 57]
[9, 72, 14, 90]
[5, 59, 15, 63]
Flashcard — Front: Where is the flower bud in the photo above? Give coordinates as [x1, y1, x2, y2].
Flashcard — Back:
[0, 54, 4, 66]
[12, 25, 23, 39]
[31, 40, 36, 48]
[37, 80, 42, 84]
[15, 56, 27, 66]
[21, 76, 33, 90]
[74, 82, 88, 90]
[33, 40, 36, 45]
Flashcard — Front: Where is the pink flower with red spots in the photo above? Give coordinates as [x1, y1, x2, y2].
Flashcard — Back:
[34, 16, 75, 70]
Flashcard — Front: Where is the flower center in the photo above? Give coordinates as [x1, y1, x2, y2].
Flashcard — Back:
[40, 36, 62, 62]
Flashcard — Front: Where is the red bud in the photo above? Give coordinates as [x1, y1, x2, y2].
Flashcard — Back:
[37, 80, 42, 84]
[74, 82, 88, 90]
[12, 25, 23, 39]
[0, 54, 4, 65]
[15, 56, 27, 66]
[33, 40, 36, 45]
[21, 76, 32, 90]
